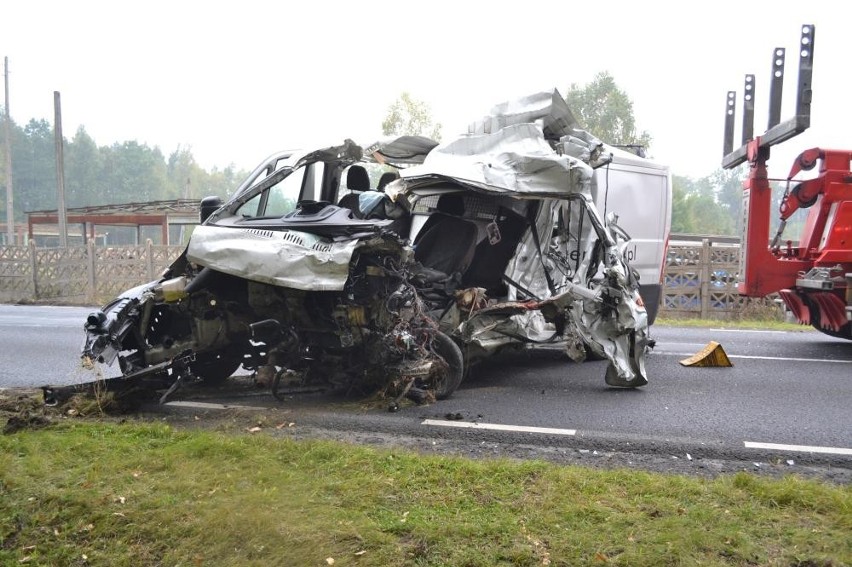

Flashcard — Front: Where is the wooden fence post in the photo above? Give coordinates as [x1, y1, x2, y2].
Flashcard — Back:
[28, 240, 38, 300]
[699, 238, 711, 318]
[146, 239, 154, 281]
[87, 240, 96, 304]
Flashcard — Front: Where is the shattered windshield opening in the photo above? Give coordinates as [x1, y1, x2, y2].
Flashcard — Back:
[237, 167, 301, 219]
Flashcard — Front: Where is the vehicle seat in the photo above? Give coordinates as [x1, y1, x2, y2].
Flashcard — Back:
[377, 171, 400, 192]
[413, 193, 479, 278]
[461, 208, 528, 297]
[338, 165, 371, 217]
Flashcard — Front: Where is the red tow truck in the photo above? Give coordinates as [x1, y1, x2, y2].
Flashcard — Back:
[723, 24, 851, 339]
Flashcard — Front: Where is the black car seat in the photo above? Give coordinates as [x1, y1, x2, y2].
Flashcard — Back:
[377, 171, 400, 192]
[461, 207, 528, 297]
[413, 193, 479, 279]
[337, 165, 371, 217]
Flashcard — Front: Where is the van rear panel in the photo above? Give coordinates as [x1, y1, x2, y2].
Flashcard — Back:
[592, 151, 672, 323]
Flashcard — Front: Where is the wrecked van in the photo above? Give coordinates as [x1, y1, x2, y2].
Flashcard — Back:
[67, 90, 660, 407]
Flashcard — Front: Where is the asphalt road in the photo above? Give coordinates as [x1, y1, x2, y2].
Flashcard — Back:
[0, 305, 93, 388]
[2, 304, 850, 475]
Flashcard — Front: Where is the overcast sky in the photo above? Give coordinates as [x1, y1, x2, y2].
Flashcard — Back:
[3, 0, 849, 180]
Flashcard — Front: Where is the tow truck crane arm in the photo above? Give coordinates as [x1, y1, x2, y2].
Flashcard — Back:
[722, 25, 852, 339]
[780, 149, 852, 219]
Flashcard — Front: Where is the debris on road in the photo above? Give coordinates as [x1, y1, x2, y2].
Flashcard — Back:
[679, 341, 733, 367]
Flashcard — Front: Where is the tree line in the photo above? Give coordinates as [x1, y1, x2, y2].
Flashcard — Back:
[1, 74, 768, 238]
[0, 115, 245, 221]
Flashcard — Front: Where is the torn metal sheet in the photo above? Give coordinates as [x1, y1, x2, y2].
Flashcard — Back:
[468, 89, 579, 138]
[405, 122, 596, 198]
[401, 90, 649, 386]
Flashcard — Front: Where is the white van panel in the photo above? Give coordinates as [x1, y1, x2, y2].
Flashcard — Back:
[592, 151, 672, 321]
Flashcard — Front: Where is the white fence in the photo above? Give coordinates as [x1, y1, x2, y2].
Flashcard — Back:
[0, 241, 184, 304]
[660, 235, 780, 319]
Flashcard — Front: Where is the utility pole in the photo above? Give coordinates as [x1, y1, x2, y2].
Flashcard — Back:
[4, 57, 13, 245]
[54, 91, 68, 247]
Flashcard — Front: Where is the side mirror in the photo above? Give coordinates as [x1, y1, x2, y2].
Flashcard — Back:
[200, 196, 224, 223]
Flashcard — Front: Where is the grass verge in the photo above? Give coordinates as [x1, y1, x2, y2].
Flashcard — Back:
[1, 421, 849, 566]
[655, 317, 811, 332]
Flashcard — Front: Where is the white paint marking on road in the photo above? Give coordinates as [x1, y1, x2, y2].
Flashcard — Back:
[704, 328, 791, 334]
[165, 400, 268, 411]
[654, 351, 852, 364]
[729, 354, 852, 364]
[744, 441, 852, 456]
[422, 419, 576, 436]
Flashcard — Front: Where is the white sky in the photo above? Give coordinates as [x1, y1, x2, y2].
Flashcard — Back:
[2, 0, 849, 179]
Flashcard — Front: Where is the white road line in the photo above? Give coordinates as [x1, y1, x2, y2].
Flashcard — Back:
[422, 419, 576, 436]
[704, 328, 792, 334]
[165, 401, 268, 411]
[744, 441, 852, 456]
[730, 354, 852, 363]
[654, 351, 852, 364]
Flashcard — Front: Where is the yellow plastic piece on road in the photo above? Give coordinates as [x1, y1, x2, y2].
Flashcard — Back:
[679, 341, 733, 367]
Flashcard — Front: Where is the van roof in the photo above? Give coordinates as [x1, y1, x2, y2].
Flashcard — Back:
[605, 144, 670, 172]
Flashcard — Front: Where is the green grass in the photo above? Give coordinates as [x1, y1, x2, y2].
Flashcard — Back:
[655, 316, 811, 332]
[1, 422, 849, 566]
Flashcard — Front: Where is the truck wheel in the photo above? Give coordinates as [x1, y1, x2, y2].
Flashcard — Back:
[191, 353, 242, 385]
[813, 322, 852, 341]
[431, 332, 465, 400]
[807, 300, 852, 341]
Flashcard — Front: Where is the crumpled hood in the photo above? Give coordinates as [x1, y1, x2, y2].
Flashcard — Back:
[187, 225, 360, 291]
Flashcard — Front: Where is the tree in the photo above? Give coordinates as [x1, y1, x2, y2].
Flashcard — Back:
[65, 126, 101, 208]
[1, 109, 250, 223]
[708, 167, 747, 235]
[15, 119, 56, 214]
[565, 72, 652, 152]
[671, 173, 737, 235]
[99, 141, 168, 204]
[382, 92, 442, 141]
[205, 165, 244, 199]
[0, 110, 14, 221]
[167, 146, 203, 199]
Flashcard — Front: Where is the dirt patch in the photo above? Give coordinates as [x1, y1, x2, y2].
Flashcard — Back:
[3, 412, 51, 434]
[1, 387, 127, 434]
[1, 388, 52, 434]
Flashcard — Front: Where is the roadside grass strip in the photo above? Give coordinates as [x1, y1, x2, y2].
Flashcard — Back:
[2, 421, 850, 566]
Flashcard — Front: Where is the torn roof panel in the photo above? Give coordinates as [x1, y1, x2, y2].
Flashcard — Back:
[363, 135, 439, 165]
[468, 89, 579, 139]
[402, 122, 594, 198]
[395, 88, 626, 198]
